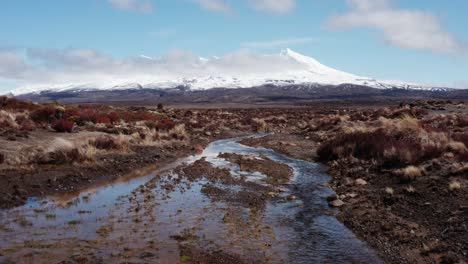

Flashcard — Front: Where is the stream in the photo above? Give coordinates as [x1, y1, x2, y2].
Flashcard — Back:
[0, 135, 382, 263]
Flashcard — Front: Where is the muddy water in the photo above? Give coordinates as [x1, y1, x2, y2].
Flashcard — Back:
[0, 135, 382, 263]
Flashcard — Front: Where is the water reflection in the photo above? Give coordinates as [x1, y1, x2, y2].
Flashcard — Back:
[0, 134, 381, 263]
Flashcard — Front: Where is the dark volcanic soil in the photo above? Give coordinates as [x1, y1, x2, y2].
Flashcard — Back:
[179, 245, 249, 264]
[174, 155, 290, 210]
[240, 134, 318, 161]
[218, 152, 293, 186]
[0, 144, 199, 209]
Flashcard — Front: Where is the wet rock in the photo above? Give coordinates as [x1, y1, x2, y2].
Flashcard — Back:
[329, 199, 345, 207]
[286, 195, 297, 201]
[267, 192, 277, 197]
[344, 177, 354, 186]
[326, 194, 338, 202]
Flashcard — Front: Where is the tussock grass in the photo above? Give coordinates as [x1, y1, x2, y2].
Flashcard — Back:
[36, 138, 97, 165]
[449, 181, 461, 191]
[398, 166, 423, 182]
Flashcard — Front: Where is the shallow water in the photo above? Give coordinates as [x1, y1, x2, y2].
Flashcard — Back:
[0, 135, 382, 263]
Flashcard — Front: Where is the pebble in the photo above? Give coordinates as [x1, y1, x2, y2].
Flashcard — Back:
[355, 178, 368, 186]
[267, 192, 277, 197]
[329, 199, 345, 207]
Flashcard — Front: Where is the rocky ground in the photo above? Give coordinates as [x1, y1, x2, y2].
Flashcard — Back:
[1, 97, 467, 263]
[240, 101, 468, 264]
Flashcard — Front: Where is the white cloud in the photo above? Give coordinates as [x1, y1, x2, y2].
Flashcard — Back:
[108, 0, 153, 13]
[190, 0, 232, 14]
[242, 37, 317, 48]
[248, 0, 296, 14]
[1, 48, 309, 94]
[327, 0, 466, 54]
[0, 49, 28, 78]
[189, 0, 296, 15]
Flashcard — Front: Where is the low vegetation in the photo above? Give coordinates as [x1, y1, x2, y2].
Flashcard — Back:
[0, 97, 466, 263]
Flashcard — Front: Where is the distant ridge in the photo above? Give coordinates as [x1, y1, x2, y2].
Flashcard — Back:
[7, 49, 452, 96]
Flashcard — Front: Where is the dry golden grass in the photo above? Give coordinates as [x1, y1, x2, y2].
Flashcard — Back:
[447, 141, 467, 153]
[449, 181, 461, 191]
[35, 138, 97, 165]
[379, 115, 421, 134]
[90, 134, 130, 151]
[252, 118, 269, 133]
[405, 185, 416, 193]
[385, 187, 394, 195]
[398, 166, 423, 182]
[0, 110, 19, 129]
[168, 124, 189, 141]
[129, 124, 189, 147]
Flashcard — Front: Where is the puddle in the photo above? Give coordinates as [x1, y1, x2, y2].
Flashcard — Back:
[0, 134, 382, 263]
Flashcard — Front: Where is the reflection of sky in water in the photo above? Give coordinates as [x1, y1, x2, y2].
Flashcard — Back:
[0, 134, 382, 263]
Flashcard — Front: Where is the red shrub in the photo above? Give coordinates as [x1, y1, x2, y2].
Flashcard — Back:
[119, 111, 157, 123]
[452, 133, 468, 147]
[457, 116, 468, 127]
[0, 119, 15, 130]
[108, 112, 120, 124]
[51, 118, 74, 133]
[456, 151, 468, 162]
[30, 106, 57, 124]
[64, 108, 80, 119]
[95, 115, 111, 125]
[154, 118, 175, 131]
[19, 120, 36, 131]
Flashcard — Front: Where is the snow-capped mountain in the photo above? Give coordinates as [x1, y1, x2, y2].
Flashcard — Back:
[7, 49, 442, 96]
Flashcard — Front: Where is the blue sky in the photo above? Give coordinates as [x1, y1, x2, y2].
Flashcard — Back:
[1, 0, 468, 92]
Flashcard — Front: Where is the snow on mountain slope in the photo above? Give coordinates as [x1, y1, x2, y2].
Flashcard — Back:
[7, 49, 429, 95]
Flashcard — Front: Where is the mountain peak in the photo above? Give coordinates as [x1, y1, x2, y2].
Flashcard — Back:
[280, 48, 306, 59]
[5, 49, 427, 96]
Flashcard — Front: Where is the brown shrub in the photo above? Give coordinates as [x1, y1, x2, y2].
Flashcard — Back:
[0, 96, 39, 112]
[452, 133, 468, 147]
[90, 135, 129, 150]
[318, 115, 451, 168]
[317, 129, 425, 167]
[457, 151, 468, 162]
[30, 106, 57, 124]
